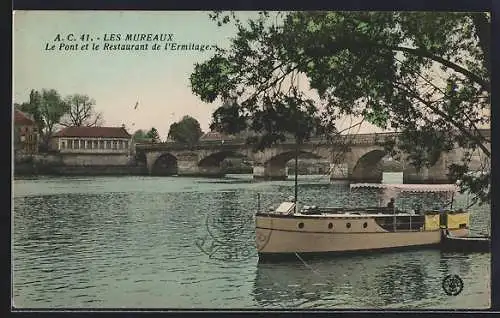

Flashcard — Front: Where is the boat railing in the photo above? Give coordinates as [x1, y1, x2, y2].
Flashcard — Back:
[376, 214, 426, 232]
[314, 206, 406, 215]
[394, 219, 426, 232]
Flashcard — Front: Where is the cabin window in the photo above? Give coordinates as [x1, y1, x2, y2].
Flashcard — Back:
[328, 223, 333, 229]
[363, 222, 368, 228]
[68, 140, 73, 149]
[106, 140, 111, 149]
[298, 222, 304, 229]
[74, 139, 79, 149]
[93, 140, 98, 149]
[459, 223, 467, 229]
[346, 223, 351, 229]
[99, 140, 105, 149]
[61, 141, 66, 149]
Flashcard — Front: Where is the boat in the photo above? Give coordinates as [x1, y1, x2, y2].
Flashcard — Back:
[255, 160, 471, 261]
[440, 230, 490, 253]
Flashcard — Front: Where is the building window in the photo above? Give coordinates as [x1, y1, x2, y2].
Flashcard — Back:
[124, 141, 129, 149]
[118, 140, 123, 149]
[74, 139, 79, 149]
[93, 140, 98, 149]
[87, 140, 92, 149]
[99, 140, 104, 149]
[106, 140, 111, 149]
[68, 140, 73, 149]
[61, 141, 66, 149]
[113, 141, 117, 149]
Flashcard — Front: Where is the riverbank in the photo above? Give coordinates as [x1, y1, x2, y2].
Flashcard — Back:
[14, 163, 147, 177]
[14, 153, 147, 177]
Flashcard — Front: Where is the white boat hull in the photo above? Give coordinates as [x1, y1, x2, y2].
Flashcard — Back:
[257, 228, 442, 254]
[255, 213, 469, 259]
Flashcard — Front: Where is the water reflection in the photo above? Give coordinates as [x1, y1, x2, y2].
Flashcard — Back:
[202, 190, 257, 261]
[374, 260, 429, 304]
[253, 249, 475, 309]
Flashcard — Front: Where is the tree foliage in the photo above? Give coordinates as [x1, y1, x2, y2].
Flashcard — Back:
[190, 11, 490, 204]
[168, 115, 204, 146]
[60, 94, 103, 127]
[17, 89, 107, 149]
[146, 127, 161, 142]
[133, 129, 148, 140]
[17, 89, 70, 148]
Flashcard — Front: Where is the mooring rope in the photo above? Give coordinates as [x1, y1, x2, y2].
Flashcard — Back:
[293, 252, 323, 277]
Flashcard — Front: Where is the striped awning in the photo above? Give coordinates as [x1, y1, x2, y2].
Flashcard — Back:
[350, 183, 458, 193]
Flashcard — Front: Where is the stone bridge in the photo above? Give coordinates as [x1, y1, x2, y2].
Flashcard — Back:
[135, 130, 490, 183]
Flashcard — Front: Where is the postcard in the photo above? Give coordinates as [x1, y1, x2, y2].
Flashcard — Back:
[12, 10, 491, 310]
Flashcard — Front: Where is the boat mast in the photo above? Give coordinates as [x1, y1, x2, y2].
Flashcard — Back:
[294, 142, 299, 213]
[450, 191, 454, 210]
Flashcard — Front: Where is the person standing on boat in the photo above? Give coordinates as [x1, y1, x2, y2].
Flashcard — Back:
[387, 198, 395, 208]
[414, 202, 422, 215]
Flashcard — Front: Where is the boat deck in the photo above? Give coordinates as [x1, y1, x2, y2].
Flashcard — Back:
[260, 203, 454, 218]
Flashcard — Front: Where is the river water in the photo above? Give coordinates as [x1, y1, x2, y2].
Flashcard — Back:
[12, 173, 490, 309]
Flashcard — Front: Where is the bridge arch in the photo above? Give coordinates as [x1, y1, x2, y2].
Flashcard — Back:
[151, 153, 178, 176]
[253, 150, 326, 180]
[198, 150, 251, 167]
[351, 149, 386, 183]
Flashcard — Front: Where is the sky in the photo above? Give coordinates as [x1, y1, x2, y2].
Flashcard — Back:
[13, 10, 389, 139]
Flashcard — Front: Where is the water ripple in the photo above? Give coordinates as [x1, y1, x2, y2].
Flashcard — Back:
[13, 175, 490, 309]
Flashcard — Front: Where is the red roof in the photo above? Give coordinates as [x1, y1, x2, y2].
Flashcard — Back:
[14, 110, 35, 126]
[53, 126, 131, 138]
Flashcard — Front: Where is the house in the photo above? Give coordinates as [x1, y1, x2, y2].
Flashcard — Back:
[14, 109, 38, 154]
[51, 126, 133, 166]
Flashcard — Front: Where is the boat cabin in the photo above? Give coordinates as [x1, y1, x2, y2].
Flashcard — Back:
[258, 183, 469, 234]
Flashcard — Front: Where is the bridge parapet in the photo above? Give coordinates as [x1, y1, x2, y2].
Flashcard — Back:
[136, 128, 489, 180]
[136, 129, 488, 152]
[135, 132, 401, 152]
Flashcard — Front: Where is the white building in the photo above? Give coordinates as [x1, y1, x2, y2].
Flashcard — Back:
[51, 126, 133, 166]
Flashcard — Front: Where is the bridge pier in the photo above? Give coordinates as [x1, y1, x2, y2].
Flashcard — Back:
[403, 167, 451, 184]
[350, 172, 383, 183]
[253, 164, 288, 181]
[329, 163, 350, 184]
[403, 155, 452, 184]
[177, 159, 225, 178]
